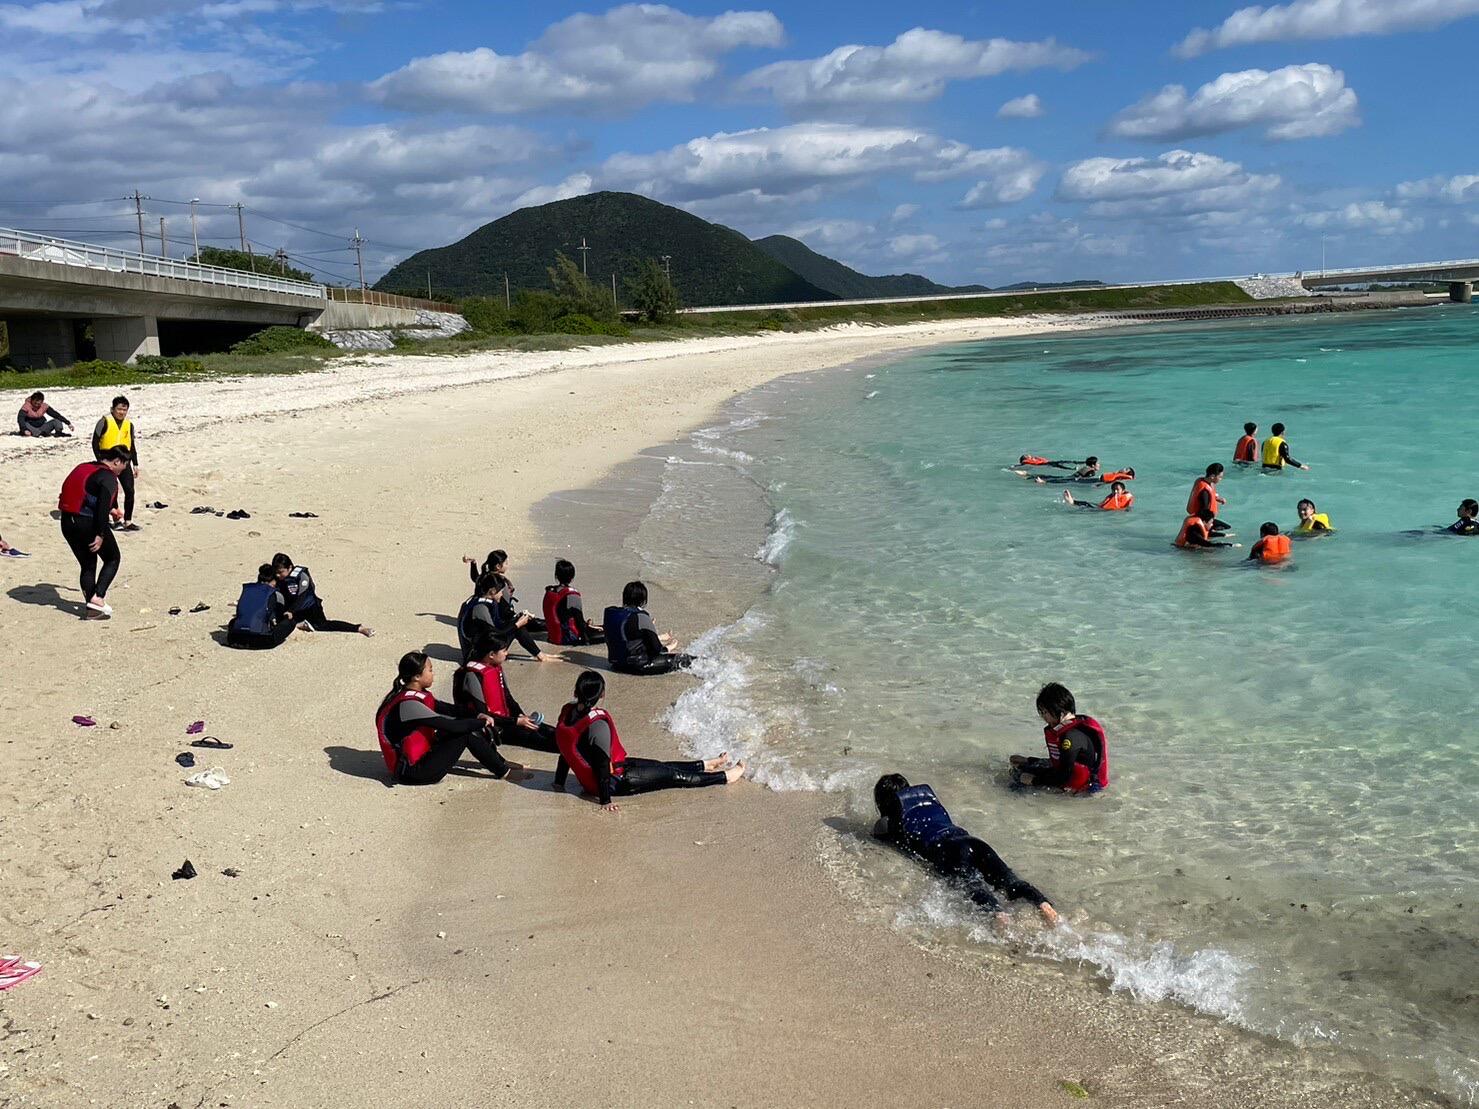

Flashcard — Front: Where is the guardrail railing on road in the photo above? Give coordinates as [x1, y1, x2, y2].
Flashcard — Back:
[0, 226, 328, 299]
[326, 287, 460, 313]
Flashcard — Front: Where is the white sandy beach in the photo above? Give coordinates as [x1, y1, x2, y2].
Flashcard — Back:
[0, 317, 1444, 1108]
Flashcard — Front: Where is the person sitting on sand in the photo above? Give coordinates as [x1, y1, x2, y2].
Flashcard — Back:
[457, 571, 547, 663]
[873, 773, 1059, 925]
[463, 549, 547, 636]
[17, 392, 73, 438]
[272, 552, 374, 637]
[225, 563, 302, 649]
[543, 559, 604, 645]
[453, 634, 560, 753]
[1261, 422, 1309, 472]
[1233, 422, 1258, 464]
[1010, 683, 1109, 794]
[57, 448, 130, 618]
[1293, 499, 1334, 535]
[1063, 480, 1133, 511]
[1449, 499, 1479, 536]
[1188, 464, 1232, 534]
[1247, 523, 1292, 563]
[552, 670, 742, 811]
[375, 651, 524, 784]
[604, 580, 693, 675]
[1175, 509, 1239, 551]
[91, 396, 140, 531]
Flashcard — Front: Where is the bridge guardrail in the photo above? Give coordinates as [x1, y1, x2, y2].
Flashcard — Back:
[326, 287, 460, 313]
[0, 226, 328, 299]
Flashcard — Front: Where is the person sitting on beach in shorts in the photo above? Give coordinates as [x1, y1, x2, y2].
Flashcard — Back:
[604, 581, 693, 675]
[1175, 509, 1239, 550]
[375, 651, 524, 785]
[552, 670, 743, 811]
[543, 559, 605, 645]
[1448, 499, 1479, 536]
[1294, 499, 1334, 535]
[1233, 422, 1258, 464]
[1009, 683, 1109, 794]
[17, 392, 73, 437]
[453, 634, 560, 753]
[873, 773, 1059, 924]
[1063, 480, 1133, 510]
[272, 552, 374, 637]
[1261, 423, 1308, 472]
[1247, 523, 1292, 563]
[225, 563, 300, 650]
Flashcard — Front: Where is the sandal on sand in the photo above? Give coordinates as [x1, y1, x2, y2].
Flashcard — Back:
[189, 736, 232, 750]
[190, 602, 210, 613]
[190, 506, 215, 514]
[225, 510, 251, 520]
[72, 715, 97, 727]
[0, 958, 42, 991]
[288, 511, 319, 518]
[185, 720, 205, 735]
[184, 767, 230, 790]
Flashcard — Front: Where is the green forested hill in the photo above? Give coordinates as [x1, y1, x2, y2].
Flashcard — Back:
[375, 192, 834, 307]
[753, 235, 989, 299]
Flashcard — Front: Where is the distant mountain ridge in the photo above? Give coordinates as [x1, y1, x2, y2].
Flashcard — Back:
[752, 235, 989, 299]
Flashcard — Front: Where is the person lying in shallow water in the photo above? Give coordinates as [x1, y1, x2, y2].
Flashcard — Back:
[873, 773, 1058, 925]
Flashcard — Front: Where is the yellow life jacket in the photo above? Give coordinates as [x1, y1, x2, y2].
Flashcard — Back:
[1296, 512, 1332, 534]
[99, 415, 133, 452]
[1261, 435, 1285, 467]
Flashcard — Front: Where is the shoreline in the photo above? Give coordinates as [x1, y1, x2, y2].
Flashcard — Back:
[0, 312, 1448, 1107]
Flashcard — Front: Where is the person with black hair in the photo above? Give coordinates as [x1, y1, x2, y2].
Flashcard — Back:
[453, 635, 560, 752]
[873, 774, 1058, 924]
[1233, 422, 1258, 464]
[374, 652, 524, 785]
[543, 559, 604, 645]
[462, 549, 546, 635]
[458, 571, 525, 661]
[552, 671, 742, 810]
[1247, 522, 1292, 563]
[91, 396, 140, 530]
[1063, 480, 1133, 511]
[1448, 499, 1479, 536]
[272, 553, 374, 637]
[1260, 422, 1308, 471]
[17, 391, 73, 437]
[1294, 499, 1334, 535]
[226, 563, 299, 649]
[604, 581, 692, 675]
[1009, 683, 1109, 794]
[1175, 509, 1239, 550]
[57, 447, 130, 618]
[1187, 464, 1232, 534]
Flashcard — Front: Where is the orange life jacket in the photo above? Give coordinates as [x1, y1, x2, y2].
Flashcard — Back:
[1101, 469, 1134, 483]
[1098, 489, 1134, 511]
[1186, 477, 1219, 517]
[1255, 534, 1292, 563]
[1234, 435, 1257, 463]
[1175, 515, 1210, 548]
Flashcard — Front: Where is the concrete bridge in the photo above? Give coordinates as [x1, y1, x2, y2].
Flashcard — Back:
[0, 227, 452, 367]
[1299, 257, 1479, 302]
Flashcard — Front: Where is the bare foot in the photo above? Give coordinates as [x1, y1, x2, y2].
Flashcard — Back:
[358, 626, 376, 637]
[1062, 491, 1075, 505]
[1040, 902, 1061, 926]
[723, 761, 746, 783]
[536, 652, 557, 662]
[1033, 477, 1046, 485]
[702, 752, 729, 772]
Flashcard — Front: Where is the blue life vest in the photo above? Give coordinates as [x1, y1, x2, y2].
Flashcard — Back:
[456, 594, 481, 660]
[282, 566, 319, 614]
[233, 582, 276, 636]
[895, 784, 967, 850]
[603, 605, 637, 666]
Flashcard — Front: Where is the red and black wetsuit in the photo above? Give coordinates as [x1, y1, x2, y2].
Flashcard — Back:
[58, 463, 122, 601]
[451, 660, 559, 753]
[379, 693, 511, 784]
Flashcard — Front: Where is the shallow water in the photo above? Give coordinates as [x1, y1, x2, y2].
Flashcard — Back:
[643, 306, 1479, 1104]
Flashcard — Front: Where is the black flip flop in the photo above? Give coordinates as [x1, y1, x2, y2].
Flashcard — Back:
[288, 512, 319, 518]
[190, 506, 215, 514]
[190, 602, 210, 613]
[189, 737, 233, 750]
[226, 510, 251, 520]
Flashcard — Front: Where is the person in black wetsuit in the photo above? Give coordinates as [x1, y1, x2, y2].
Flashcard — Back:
[873, 774, 1058, 924]
[463, 549, 547, 635]
[57, 448, 129, 618]
[457, 571, 548, 663]
[226, 563, 300, 649]
[375, 651, 526, 785]
[543, 559, 604, 645]
[272, 552, 374, 638]
[452, 634, 560, 753]
[1449, 499, 1479, 535]
[91, 396, 141, 531]
[1009, 683, 1108, 793]
[604, 580, 693, 676]
[551, 670, 743, 811]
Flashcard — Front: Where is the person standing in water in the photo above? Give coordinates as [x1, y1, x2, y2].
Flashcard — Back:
[1187, 464, 1232, 534]
[91, 396, 140, 530]
[1009, 683, 1109, 794]
[1448, 499, 1479, 535]
[57, 448, 129, 618]
[1233, 422, 1258, 464]
[873, 774, 1059, 925]
[1261, 423, 1308, 472]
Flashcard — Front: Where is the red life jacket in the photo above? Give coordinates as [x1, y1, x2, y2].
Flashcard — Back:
[1019, 454, 1051, 466]
[1234, 435, 1257, 463]
[1043, 714, 1109, 793]
[1186, 477, 1220, 517]
[463, 660, 510, 716]
[1255, 534, 1292, 563]
[1101, 469, 1134, 483]
[58, 462, 114, 516]
[1098, 489, 1134, 511]
[374, 688, 438, 776]
[1175, 515, 1210, 548]
[543, 585, 580, 645]
[555, 704, 627, 796]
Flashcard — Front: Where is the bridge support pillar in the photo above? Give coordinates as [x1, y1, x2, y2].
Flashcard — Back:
[0, 317, 77, 369]
[1449, 282, 1473, 304]
[93, 315, 159, 363]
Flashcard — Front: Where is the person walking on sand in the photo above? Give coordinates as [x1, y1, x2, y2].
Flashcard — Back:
[272, 552, 374, 637]
[91, 396, 140, 530]
[17, 392, 73, 437]
[57, 448, 130, 618]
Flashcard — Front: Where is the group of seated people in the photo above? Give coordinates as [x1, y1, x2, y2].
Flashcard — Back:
[225, 553, 374, 648]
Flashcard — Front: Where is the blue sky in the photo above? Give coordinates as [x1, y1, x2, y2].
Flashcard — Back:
[3, 0, 1477, 288]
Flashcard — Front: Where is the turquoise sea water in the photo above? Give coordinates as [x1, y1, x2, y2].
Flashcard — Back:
[646, 306, 1479, 1102]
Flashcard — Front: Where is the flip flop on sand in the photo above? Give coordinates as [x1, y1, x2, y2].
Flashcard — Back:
[0, 958, 42, 991]
[190, 603, 210, 613]
[72, 715, 97, 727]
[190, 506, 215, 514]
[189, 736, 232, 750]
[184, 767, 230, 790]
[225, 510, 251, 520]
[1, 548, 30, 558]
[287, 511, 319, 518]
[185, 720, 205, 735]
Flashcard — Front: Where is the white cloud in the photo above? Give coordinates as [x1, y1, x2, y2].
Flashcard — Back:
[1108, 64, 1358, 142]
[371, 4, 784, 114]
[737, 27, 1088, 110]
[1175, 0, 1479, 58]
[955, 149, 1047, 207]
[1299, 200, 1422, 234]
[783, 219, 873, 251]
[980, 213, 1135, 276]
[887, 232, 945, 264]
[514, 173, 595, 207]
[1058, 149, 1281, 218]
[997, 93, 1044, 119]
[1395, 174, 1479, 204]
[890, 203, 919, 222]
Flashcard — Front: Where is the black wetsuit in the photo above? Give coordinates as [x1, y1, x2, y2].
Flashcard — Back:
[552, 714, 724, 805]
[550, 587, 604, 644]
[59, 467, 121, 601]
[1262, 442, 1304, 470]
[467, 563, 548, 636]
[382, 697, 511, 784]
[226, 582, 293, 649]
[456, 594, 542, 661]
[878, 804, 1048, 914]
[1014, 725, 1103, 790]
[279, 566, 359, 633]
[451, 663, 559, 753]
[1190, 483, 1232, 533]
[617, 608, 692, 676]
[1448, 518, 1479, 536]
[91, 418, 139, 522]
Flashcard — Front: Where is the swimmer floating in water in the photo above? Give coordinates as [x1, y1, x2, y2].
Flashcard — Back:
[873, 774, 1058, 925]
[1247, 523, 1292, 563]
[1017, 454, 1091, 472]
[1009, 683, 1109, 795]
[1293, 499, 1334, 536]
[1062, 480, 1133, 510]
[1448, 499, 1479, 536]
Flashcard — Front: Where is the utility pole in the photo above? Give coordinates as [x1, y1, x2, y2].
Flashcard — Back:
[274, 247, 289, 276]
[504, 273, 510, 309]
[159, 217, 167, 258]
[661, 254, 671, 279]
[352, 229, 366, 291]
[231, 203, 247, 251]
[577, 237, 590, 276]
[427, 269, 432, 300]
[1321, 234, 1327, 277]
[130, 190, 148, 254]
[245, 242, 256, 272]
[189, 198, 200, 262]
[611, 272, 617, 306]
